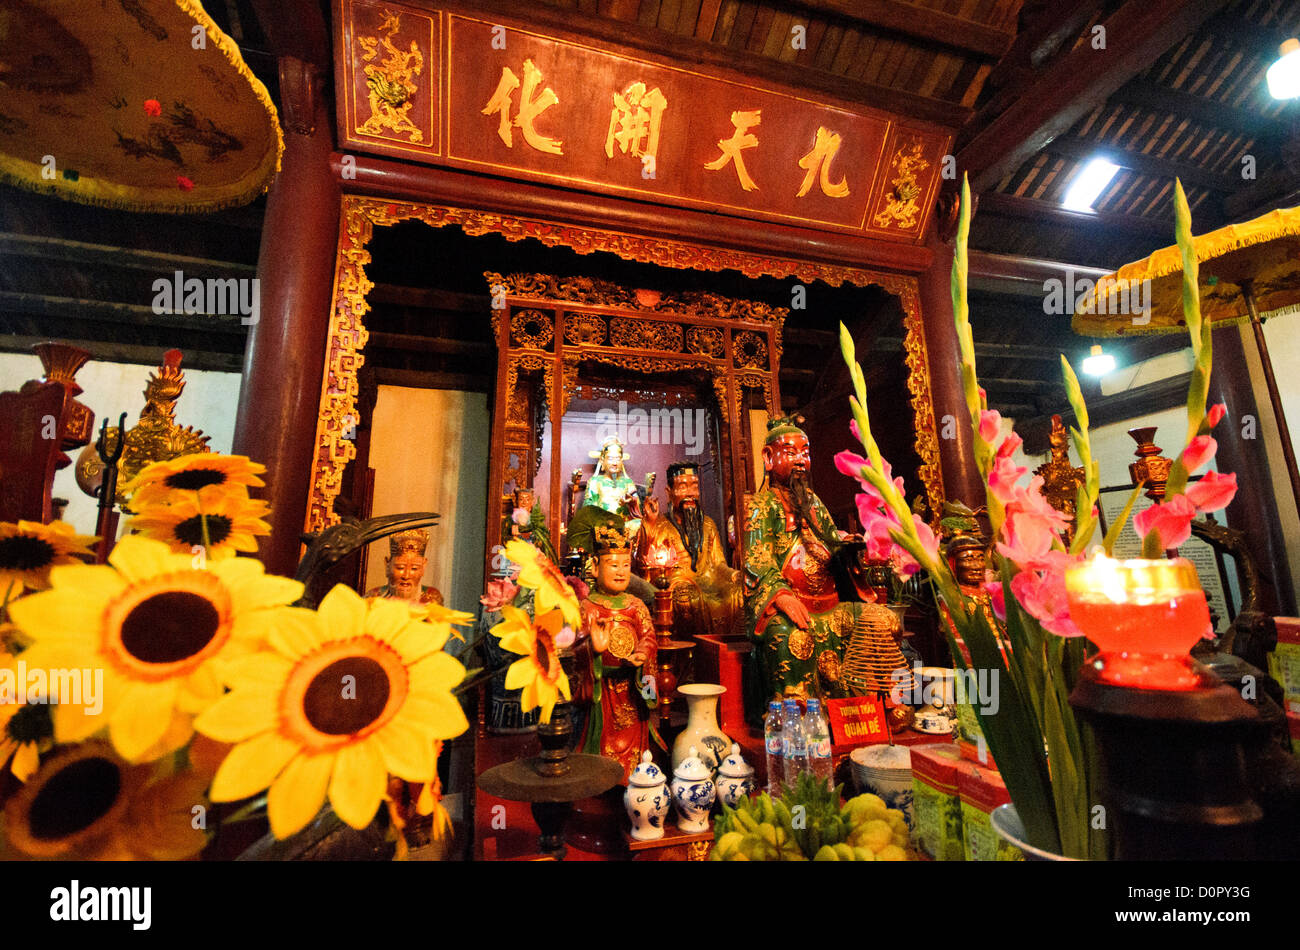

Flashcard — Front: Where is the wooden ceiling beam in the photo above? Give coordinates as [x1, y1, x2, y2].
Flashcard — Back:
[0, 334, 243, 373]
[982, 0, 1105, 94]
[0, 232, 256, 276]
[1109, 78, 1289, 145]
[1045, 135, 1239, 194]
[957, 0, 1231, 191]
[367, 332, 494, 355]
[1223, 164, 1300, 220]
[968, 249, 1112, 297]
[0, 291, 249, 334]
[784, 0, 1014, 59]
[978, 377, 1065, 395]
[977, 191, 1173, 240]
[451, 0, 970, 127]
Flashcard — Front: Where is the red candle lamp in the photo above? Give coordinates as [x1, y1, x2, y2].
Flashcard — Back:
[1065, 555, 1212, 691]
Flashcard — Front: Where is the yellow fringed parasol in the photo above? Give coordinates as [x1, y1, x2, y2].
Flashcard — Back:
[1072, 203, 1300, 516]
[0, 0, 282, 213]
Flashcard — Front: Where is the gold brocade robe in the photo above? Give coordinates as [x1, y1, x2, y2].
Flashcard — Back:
[637, 512, 742, 639]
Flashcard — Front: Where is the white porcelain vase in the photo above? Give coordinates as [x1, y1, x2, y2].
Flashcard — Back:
[672, 683, 731, 774]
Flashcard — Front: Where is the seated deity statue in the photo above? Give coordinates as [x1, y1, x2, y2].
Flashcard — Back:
[573, 524, 664, 782]
[744, 416, 909, 704]
[636, 461, 742, 639]
[365, 528, 444, 606]
[582, 436, 651, 536]
[502, 486, 555, 563]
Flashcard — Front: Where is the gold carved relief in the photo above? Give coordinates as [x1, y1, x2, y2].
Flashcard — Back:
[563, 312, 607, 346]
[510, 309, 554, 350]
[685, 326, 724, 358]
[356, 10, 425, 143]
[732, 330, 768, 370]
[608, 317, 682, 352]
[872, 141, 928, 231]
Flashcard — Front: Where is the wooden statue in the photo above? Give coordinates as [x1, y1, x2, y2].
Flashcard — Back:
[364, 528, 444, 606]
[744, 416, 908, 703]
[637, 460, 742, 639]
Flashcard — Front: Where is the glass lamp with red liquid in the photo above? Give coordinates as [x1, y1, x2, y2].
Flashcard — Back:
[1065, 554, 1213, 690]
[643, 541, 685, 724]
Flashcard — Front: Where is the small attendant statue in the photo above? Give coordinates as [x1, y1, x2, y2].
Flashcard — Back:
[582, 436, 650, 535]
[365, 528, 444, 606]
[574, 524, 664, 782]
[502, 486, 556, 563]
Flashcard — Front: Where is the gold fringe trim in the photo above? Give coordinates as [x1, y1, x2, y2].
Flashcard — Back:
[0, 0, 283, 215]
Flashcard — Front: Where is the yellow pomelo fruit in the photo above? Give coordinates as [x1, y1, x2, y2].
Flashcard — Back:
[859, 819, 893, 853]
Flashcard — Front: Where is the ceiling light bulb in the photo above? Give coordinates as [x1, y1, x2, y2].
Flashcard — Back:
[1267, 39, 1300, 100]
[1063, 157, 1121, 212]
[1082, 344, 1116, 376]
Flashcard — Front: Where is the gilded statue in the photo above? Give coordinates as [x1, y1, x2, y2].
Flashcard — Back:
[744, 416, 908, 703]
[637, 461, 742, 639]
[365, 528, 444, 606]
[574, 524, 664, 782]
[1034, 415, 1085, 544]
[581, 436, 651, 535]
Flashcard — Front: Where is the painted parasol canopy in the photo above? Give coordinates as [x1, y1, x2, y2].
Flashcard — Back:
[1072, 205, 1300, 336]
[0, 0, 282, 213]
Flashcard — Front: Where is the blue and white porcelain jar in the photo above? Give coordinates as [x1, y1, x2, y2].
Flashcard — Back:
[624, 750, 670, 842]
[671, 746, 716, 833]
[715, 743, 756, 808]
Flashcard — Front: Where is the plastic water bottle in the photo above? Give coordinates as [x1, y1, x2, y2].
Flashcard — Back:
[763, 700, 784, 796]
[805, 698, 834, 790]
[781, 698, 807, 788]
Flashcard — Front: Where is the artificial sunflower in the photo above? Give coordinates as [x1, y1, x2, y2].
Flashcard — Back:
[490, 604, 572, 723]
[126, 489, 271, 559]
[7, 535, 303, 762]
[0, 654, 50, 782]
[503, 539, 582, 628]
[0, 520, 97, 594]
[1, 740, 208, 860]
[123, 452, 266, 508]
[195, 585, 469, 839]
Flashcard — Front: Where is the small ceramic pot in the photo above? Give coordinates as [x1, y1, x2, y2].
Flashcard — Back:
[624, 750, 670, 841]
[715, 743, 756, 808]
[671, 746, 715, 833]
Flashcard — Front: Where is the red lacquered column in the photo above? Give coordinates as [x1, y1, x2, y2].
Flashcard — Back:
[232, 58, 341, 576]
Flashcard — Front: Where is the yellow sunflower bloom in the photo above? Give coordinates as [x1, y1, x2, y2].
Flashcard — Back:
[0, 520, 97, 594]
[195, 585, 469, 839]
[122, 453, 266, 509]
[126, 489, 271, 560]
[7, 536, 304, 763]
[0, 654, 48, 782]
[490, 604, 571, 724]
[1, 740, 209, 860]
[503, 539, 582, 628]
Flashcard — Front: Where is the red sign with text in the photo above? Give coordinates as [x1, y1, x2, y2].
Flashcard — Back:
[335, 0, 950, 242]
[826, 696, 890, 748]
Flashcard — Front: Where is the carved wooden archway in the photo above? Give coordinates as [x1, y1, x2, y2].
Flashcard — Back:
[484, 272, 784, 569]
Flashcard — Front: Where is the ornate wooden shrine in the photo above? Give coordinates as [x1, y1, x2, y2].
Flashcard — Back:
[483, 272, 786, 566]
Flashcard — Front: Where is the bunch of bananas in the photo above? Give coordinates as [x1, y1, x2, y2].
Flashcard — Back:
[709, 773, 911, 861]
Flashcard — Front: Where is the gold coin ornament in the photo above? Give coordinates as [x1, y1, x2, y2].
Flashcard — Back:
[788, 629, 815, 661]
[607, 620, 637, 660]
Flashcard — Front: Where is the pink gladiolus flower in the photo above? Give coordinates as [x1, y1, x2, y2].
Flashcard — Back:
[480, 577, 520, 611]
[1133, 494, 1196, 550]
[554, 625, 576, 650]
[988, 456, 1028, 505]
[995, 506, 1057, 569]
[1185, 470, 1237, 513]
[995, 431, 1023, 461]
[982, 575, 1006, 621]
[978, 409, 1002, 444]
[1010, 551, 1083, 637]
[834, 449, 871, 488]
[1206, 403, 1227, 428]
[1181, 435, 1217, 474]
[849, 418, 861, 441]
